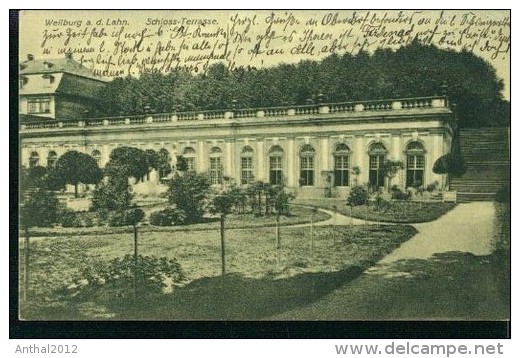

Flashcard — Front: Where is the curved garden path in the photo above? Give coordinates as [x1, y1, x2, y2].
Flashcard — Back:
[273, 202, 501, 320]
[292, 202, 495, 259]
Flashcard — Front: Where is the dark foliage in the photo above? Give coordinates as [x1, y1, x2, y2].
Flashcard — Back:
[346, 185, 368, 207]
[149, 207, 187, 226]
[20, 189, 59, 228]
[432, 153, 466, 177]
[495, 185, 510, 203]
[92, 42, 509, 129]
[390, 185, 411, 201]
[67, 254, 185, 300]
[167, 172, 211, 224]
[52, 151, 103, 197]
[91, 175, 132, 213]
[107, 146, 150, 182]
[107, 208, 145, 227]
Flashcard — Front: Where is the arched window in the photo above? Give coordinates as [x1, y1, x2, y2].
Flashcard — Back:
[300, 144, 315, 186]
[47, 151, 58, 168]
[182, 147, 196, 173]
[91, 149, 101, 167]
[368, 142, 387, 187]
[405, 141, 425, 188]
[240, 146, 254, 185]
[269, 145, 284, 185]
[334, 143, 350, 187]
[29, 151, 39, 168]
[209, 147, 223, 185]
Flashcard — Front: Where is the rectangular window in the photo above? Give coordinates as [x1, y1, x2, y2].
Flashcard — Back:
[406, 155, 425, 187]
[269, 156, 283, 185]
[210, 157, 223, 185]
[241, 157, 254, 184]
[300, 157, 314, 186]
[334, 155, 349, 186]
[27, 98, 51, 114]
[369, 155, 385, 187]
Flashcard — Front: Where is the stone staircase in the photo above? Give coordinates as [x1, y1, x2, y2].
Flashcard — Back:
[450, 127, 510, 202]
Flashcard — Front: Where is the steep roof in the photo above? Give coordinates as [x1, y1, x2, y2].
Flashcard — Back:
[19, 56, 108, 82]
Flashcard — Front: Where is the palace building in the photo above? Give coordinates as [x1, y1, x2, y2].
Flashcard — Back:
[19, 56, 454, 198]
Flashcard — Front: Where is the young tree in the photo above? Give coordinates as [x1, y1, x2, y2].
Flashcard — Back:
[124, 208, 145, 300]
[53, 151, 103, 197]
[380, 160, 405, 192]
[271, 185, 295, 249]
[167, 172, 211, 224]
[19, 189, 59, 301]
[209, 190, 238, 276]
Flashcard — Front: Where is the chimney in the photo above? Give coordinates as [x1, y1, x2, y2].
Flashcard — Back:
[65, 52, 73, 60]
[27, 54, 34, 61]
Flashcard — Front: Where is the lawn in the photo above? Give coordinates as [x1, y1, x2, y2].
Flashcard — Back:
[274, 251, 510, 320]
[19, 223, 417, 320]
[295, 198, 456, 223]
[26, 205, 330, 238]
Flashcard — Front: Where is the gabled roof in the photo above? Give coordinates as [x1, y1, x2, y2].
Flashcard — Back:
[19, 56, 108, 82]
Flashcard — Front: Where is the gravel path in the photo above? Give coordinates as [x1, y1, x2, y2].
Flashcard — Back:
[379, 202, 495, 263]
[272, 202, 500, 320]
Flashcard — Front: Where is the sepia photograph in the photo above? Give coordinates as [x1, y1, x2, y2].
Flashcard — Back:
[14, 9, 510, 329]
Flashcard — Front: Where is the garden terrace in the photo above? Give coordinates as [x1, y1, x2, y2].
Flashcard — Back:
[20, 96, 449, 131]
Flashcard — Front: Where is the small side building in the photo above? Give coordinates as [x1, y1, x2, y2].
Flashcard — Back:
[19, 53, 107, 121]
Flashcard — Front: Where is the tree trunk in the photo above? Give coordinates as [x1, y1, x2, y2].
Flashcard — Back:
[220, 214, 226, 277]
[23, 226, 30, 302]
[276, 213, 281, 249]
[133, 224, 138, 300]
[332, 211, 336, 246]
[74, 183, 78, 198]
[310, 211, 315, 255]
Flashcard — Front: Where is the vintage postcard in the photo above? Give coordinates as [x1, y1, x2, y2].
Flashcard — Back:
[16, 9, 510, 327]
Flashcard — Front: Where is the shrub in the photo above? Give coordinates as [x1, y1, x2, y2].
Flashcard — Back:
[67, 254, 185, 300]
[391, 185, 411, 201]
[167, 172, 211, 224]
[149, 207, 187, 226]
[20, 189, 59, 228]
[495, 185, 510, 203]
[59, 209, 83, 228]
[433, 153, 466, 177]
[91, 175, 133, 212]
[347, 185, 368, 206]
[374, 195, 391, 212]
[426, 181, 439, 192]
[107, 208, 145, 227]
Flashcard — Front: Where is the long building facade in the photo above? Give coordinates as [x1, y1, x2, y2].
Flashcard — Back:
[20, 96, 454, 198]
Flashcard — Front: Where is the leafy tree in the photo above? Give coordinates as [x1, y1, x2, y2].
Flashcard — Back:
[91, 174, 133, 215]
[20, 165, 49, 192]
[53, 151, 103, 197]
[93, 42, 508, 129]
[155, 148, 172, 179]
[167, 172, 211, 224]
[108, 146, 150, 183]
[380, 160, 405, 192]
